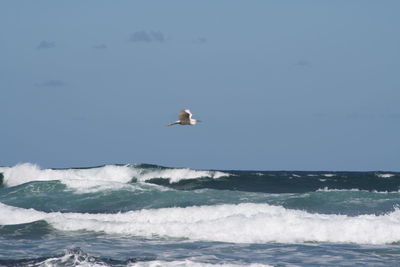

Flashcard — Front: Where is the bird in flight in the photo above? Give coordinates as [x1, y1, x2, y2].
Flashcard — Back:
[166, 109, 201, 126]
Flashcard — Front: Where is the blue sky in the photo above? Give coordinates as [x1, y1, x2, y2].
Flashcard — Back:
[1, 1, 399, 170]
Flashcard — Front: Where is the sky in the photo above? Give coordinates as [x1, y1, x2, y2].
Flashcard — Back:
[1, 1, 399, 171]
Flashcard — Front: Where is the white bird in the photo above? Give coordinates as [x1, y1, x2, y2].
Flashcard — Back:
[166, 109, 201, 126]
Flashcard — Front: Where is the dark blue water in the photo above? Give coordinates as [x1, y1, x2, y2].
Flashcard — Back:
[1, 163, 400, 266]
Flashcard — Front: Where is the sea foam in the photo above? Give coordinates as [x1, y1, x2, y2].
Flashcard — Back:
[129, 261, 271, 267]
[135, 168, 228, 183]
[0, 163, 229, 192]
[1, 202, 400, 245]
[376, 173, 395, 178]
[35, 247, 271, 267]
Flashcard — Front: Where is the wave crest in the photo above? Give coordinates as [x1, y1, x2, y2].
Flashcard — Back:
[0, 163, 230, 192]
[1, 202, 400, 245]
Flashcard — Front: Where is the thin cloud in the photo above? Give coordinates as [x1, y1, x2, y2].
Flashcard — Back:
[129, 31, 165, 43]
[35, 80, 67, 87]
[313, 112, 329, 118]
[384, 113, 400, 119]
[37, 40, 55, 50]
[192, 37, 207, 44]
[92, 44, 107, 49]
[295, 59, 311, 67]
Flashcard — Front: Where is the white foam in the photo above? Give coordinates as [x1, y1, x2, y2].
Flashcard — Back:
[316, 188, 400, 194]
[128, 261, 271, 267]
[37, 250, 108, 267]
[35, 257, 270, 267]
[135, 168, 228, 183]
[2, 202, 400, 245]
[0, 163, 230, 192]
[28, 246, 271, 267]
[317, 187, 362, 192]
[0, 163, 135, 189]
[376, 173, 395, 178]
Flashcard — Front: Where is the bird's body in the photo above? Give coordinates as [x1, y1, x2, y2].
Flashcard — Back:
[166, 109, 200, 126]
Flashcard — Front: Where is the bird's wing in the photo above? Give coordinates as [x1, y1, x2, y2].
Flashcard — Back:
[179, 109, 191, 121]
[165, 121, 179, 126]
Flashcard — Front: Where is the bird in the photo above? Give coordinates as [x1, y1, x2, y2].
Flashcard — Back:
[166, 109, 201, 126]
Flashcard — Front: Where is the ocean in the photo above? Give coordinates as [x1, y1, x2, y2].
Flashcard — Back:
[1, 163, 400, 266]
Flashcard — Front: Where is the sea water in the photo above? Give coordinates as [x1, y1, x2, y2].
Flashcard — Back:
[1, 163, 400, 266]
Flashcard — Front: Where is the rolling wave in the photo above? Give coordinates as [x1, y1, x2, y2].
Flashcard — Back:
[1, 202, 400, 245]
[1, 163, 400, 194]
[1, 181, 399, 215]
[0, 163, 230, 193]
[2, 163, 400, 266]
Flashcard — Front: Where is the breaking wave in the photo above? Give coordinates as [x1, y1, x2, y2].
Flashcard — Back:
[1, 163, 400, 194]
[1, 202, 400, 245]
[0, 163, 230, 192]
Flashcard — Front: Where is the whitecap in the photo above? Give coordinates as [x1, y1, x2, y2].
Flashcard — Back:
[317, 187, 361, 192]
[0, 163, 231, 192]
[376, 173, 395, 178]
[2, 202, 400, 245]
[133, 167, 229, 183]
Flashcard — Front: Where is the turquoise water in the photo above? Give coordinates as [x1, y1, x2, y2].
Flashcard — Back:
[1, 163, 400, 266]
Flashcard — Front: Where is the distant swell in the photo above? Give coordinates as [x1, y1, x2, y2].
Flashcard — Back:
[1, 202, 400, 245]
[148, 171, 400, 193]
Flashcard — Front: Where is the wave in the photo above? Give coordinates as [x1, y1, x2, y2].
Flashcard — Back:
[2, 181, 399, 216]
[1, 202, 400, 245]
[0, 247, 272, 267]
[376, 173, 396, 178]
[317, 187, 400, 193]
[0, 248, 132, 267]
[129, 261, 271, 267]
[2, 163, 400, 194]
[0, 163, 230, 192]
